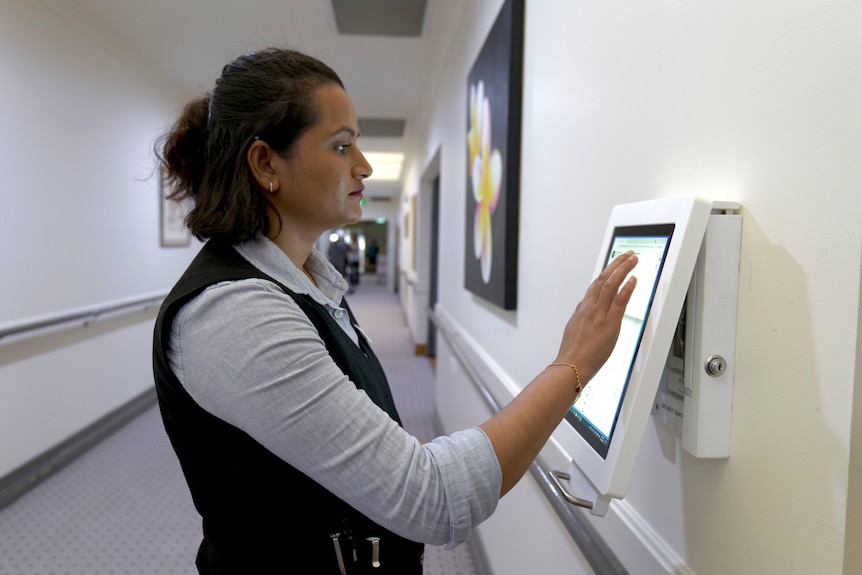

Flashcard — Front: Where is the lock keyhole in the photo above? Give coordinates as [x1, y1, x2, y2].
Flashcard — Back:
[704, 355, 727, 377]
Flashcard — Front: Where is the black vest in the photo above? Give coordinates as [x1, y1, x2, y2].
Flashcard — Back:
[152, 240, 424, 574]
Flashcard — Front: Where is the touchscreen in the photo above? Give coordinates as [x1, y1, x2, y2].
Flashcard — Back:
[564, 224, 674, 458]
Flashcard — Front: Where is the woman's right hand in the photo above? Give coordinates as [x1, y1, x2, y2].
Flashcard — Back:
[554, 251, 638, 383]
[479, 250, 639, 497]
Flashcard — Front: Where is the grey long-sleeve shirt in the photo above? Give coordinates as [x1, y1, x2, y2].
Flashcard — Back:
[167, 237, 501, 547]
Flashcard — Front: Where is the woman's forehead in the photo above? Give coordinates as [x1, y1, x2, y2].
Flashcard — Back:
[311, 84, 359, 133]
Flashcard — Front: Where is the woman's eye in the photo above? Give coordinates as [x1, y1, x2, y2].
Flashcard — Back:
[335, 144, 349, 154]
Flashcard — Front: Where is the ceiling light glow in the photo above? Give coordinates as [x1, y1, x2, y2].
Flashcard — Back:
[364, 152, 403, 181]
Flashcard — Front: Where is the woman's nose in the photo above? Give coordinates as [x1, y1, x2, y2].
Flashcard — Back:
[356, 151, 373, 180]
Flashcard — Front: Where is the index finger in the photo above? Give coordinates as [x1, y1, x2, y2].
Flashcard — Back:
[598, 251, 638, 302]
[585, 250, 636, 301]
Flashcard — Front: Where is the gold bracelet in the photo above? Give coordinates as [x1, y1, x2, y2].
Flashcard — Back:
[548, 362, 583, 398]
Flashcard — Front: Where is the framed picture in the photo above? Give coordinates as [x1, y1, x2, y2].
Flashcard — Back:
[159, 167, 191, 247]
[463, 0, 524, 310]
[410, 195, 417, 271]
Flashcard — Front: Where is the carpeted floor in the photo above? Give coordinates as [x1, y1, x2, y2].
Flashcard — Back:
[0, 276, 478, 575]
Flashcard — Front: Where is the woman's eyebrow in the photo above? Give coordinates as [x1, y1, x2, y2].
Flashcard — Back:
[331, 125, 357, 139]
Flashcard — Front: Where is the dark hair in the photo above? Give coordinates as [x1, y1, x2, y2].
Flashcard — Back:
[154, 47, 344, 243]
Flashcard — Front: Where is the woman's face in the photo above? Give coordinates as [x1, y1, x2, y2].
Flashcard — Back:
[271, 84, 373, 241]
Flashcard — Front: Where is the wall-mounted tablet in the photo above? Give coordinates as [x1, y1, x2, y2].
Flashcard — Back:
[552, 195, 714, 513]
[565, 223, 675, 458]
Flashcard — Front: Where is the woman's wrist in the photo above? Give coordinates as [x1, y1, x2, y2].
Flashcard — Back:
[546, 362, 584, 401]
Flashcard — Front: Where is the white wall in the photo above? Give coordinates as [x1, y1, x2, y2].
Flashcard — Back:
[403, 0, 862, 573]
[0, 1, 196, 478]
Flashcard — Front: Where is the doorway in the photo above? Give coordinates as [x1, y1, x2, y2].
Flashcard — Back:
[427, 175, 440, 361]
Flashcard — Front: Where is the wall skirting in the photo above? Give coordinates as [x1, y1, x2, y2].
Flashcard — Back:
[0, 389, 157, 511]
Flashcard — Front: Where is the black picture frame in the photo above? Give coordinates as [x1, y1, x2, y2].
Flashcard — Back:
[159, 167, 191, 247]
[463, 0, 524, 310]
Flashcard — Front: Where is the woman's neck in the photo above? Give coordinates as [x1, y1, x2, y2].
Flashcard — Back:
[267, 228, 317, 282]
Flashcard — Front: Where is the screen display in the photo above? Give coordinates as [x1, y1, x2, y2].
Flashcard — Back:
[564, 224, 674, 458]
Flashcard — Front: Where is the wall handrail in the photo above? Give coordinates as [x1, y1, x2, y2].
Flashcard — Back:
[430, 304, 628, 575]
[0, 291, 168, 343]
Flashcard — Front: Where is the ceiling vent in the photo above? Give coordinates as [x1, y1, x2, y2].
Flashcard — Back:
[358, 118, 406, 138]
[332, 0, 427, 37]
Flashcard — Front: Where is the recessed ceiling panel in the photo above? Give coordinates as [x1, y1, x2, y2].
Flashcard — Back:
[358, 118, 406, 138]
[332, 0, 427, 37]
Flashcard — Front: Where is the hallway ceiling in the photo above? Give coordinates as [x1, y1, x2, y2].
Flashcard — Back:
[44, 0, 465, 200]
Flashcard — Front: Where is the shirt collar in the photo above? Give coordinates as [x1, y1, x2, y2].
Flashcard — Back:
[234, 236, 349, 307]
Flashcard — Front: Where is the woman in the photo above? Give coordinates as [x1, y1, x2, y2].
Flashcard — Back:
[153, 47, 637, 574]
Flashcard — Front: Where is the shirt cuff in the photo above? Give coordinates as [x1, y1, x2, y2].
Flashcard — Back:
[425, 426, 501, 547]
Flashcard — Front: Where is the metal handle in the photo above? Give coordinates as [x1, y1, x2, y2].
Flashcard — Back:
[367, 536, 381, 568]
[331, 533, 348, 575]
[549, 470, 594, 510]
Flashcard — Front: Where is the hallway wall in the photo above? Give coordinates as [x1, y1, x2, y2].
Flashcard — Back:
[400, 0, 862, 573]
[0, 0, 196, 479]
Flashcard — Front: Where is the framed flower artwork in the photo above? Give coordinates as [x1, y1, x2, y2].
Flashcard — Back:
[159, 167, 191, 247]
[463, 0, 524, 310]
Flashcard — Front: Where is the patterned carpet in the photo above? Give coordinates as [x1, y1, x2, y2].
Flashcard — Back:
[0, 277, 478, 574]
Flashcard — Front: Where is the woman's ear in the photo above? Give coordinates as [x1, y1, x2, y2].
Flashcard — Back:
[246, 139, 280, 193]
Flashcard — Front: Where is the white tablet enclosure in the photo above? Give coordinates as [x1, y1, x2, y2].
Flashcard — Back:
[550, 195, 722, 517]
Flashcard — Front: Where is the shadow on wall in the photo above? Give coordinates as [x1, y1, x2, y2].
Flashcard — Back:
[673, 207, 844, 571]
